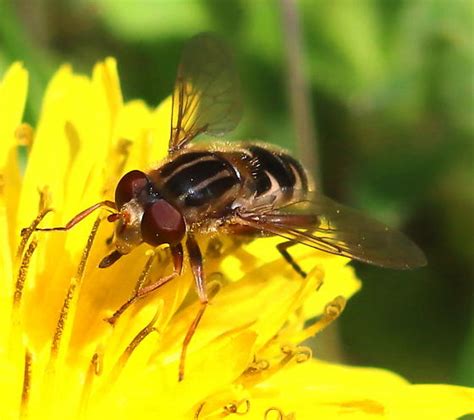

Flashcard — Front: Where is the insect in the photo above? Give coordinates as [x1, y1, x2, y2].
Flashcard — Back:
[34, 33, 426, 380]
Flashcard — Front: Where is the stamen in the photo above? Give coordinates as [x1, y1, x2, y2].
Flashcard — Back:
[292, 295, 346, 344]
[325, 296, 346, 318]
[9, 240, 38, 356]
[104, 251, 156, 325]
[244, 357, 270, 374]
[313, 266, 325, 291]
[280, 345, 312, 364]
[278, 345, 300, 368]
[108, 306, 161, 384]
[37, 186, 52, 213]
[294, 346, 312, 363]
[133, 250, 156, 295]
[242, 344, 311, 389]
[241, 355, 284, 384]
[50, 217, 101, 359]
[20, 350, 33, 419]
[17, 186, 52, 263]
[194, 397, 251, 419]
[178, 279, 222, 381]
[79, 351, 103, 418]
[91, 351, 103, 375]
[265, 407, 283, 420]
[50, 281, 77, 359]
[179, 303, 206, 381]
[76, 217, 102, 280]
[194, 402, 206, 420]
[265, 407, 295, 420]
[13, 239, 37, 309]
[223, 399, 250, 415]
[17, 208, 51, 260]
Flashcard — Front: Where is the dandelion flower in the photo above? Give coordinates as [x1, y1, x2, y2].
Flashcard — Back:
[1, 61, 473, 419]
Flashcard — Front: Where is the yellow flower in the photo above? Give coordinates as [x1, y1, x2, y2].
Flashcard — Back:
[1, 61, 473, 420]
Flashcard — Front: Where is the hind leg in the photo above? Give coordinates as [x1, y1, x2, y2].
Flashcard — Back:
[277, 240, 307, 278]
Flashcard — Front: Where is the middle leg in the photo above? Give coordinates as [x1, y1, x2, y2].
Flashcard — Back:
[106, 243, 183, 325]
[179, 233, 209, 381]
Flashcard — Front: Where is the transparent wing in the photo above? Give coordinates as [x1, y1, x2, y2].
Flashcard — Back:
[169, 33, 243, 154]
[237, 192, 427, 269]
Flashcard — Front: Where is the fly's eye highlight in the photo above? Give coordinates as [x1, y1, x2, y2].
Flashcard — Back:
[141, 199, 186, 246]
[115, 170, 149, 208]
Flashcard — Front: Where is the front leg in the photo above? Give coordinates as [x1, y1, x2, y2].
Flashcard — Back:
[106, 243, 184, 325]
[179, 233, 208, 381]
[31, 200, 117, 233]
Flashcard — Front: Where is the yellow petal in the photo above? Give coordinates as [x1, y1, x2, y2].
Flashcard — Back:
[0, 62, 28, 168]
[0, 63, 28, 344]
[0, 63, 28, 247]
[242, 360, 474, 419]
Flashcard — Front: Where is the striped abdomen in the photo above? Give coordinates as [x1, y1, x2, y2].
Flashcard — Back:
[242, 144, 309, 207]
[149, 144, 310, 223]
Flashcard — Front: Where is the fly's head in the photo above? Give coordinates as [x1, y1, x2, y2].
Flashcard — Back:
[99, 170, 186, 268]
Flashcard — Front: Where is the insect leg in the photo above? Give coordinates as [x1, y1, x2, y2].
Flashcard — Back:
[234, 212, 318, 278]
[271, 214, 317, 278]
[32, 200, 117, 232]
[179, 233, 208, 381]
[277, 240, 307, 278]
[105, 243, 184, 325]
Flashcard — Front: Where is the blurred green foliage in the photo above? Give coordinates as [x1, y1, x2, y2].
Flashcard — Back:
[1, 0, 472, 386]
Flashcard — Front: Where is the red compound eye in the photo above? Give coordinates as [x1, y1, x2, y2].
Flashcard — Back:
[115, 170, 148, 208]
[141, 199, 186, 246]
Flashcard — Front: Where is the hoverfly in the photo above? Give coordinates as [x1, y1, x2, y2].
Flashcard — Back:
[35, 33, 426, 380]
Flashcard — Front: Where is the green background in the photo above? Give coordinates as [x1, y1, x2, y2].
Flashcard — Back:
[1, 0, 472, 386]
